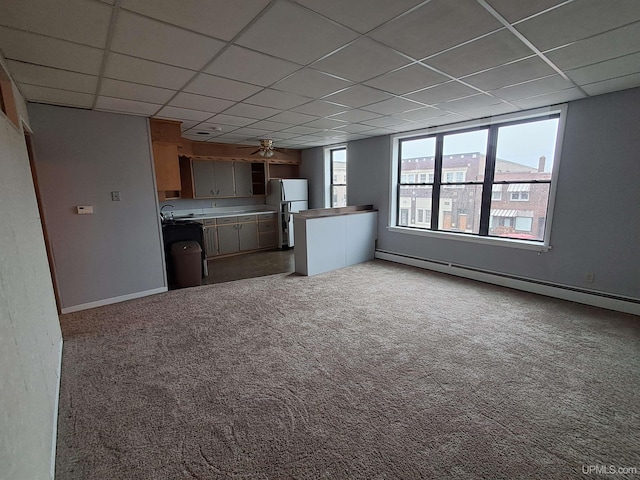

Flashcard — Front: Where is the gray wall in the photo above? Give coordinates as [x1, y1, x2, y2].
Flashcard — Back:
[301, 147, 325, 209]
[29, 104, 166, 311]
[0, 96, 61, 477]
[304, 88, 640, 300]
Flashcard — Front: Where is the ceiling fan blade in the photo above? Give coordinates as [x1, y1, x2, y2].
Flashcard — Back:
[250, 148, 261, 155]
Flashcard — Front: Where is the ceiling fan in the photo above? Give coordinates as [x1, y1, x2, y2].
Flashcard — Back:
[241, 139, 279, 158]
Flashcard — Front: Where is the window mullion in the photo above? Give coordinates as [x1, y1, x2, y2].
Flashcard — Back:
[431, 135, 444, 230]
[479, 125, 498, 235]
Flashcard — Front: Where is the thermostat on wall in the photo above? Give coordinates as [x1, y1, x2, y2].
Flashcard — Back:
[76, 206, 93, 215]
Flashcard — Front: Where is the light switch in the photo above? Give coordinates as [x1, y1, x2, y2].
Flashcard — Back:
[77, 206, 93, 215]
[111, 191, 121, 201]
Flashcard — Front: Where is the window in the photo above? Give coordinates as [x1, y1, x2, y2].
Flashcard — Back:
[394, 112, 561, 243]
[330, 147, 347, 207]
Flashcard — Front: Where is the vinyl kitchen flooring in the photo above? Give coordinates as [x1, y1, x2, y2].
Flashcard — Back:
[203, 249, 295, 285]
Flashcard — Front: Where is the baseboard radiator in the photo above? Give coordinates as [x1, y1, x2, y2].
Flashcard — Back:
[375, 250, 640, 316]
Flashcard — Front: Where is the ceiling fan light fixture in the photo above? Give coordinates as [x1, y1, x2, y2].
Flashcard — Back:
[265, 150, 274, 158]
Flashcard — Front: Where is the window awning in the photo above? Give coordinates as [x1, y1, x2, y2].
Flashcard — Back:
[507, 183, 531, 192]
[491, 210, 534, 218]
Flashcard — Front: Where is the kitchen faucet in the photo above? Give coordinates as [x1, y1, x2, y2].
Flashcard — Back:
[160, 204, 174, 221]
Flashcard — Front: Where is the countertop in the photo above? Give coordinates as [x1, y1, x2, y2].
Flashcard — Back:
[168, 206, 277, 223]
[293, 205, 376, 219]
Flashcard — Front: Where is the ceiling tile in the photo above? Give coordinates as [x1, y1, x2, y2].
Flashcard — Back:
[267, 131, 302, 140]
[510, 88, 586, 109]
[267, 110, 318, 124]
[229, 126, 272, 136]
[155, 105, 214, 121]
[333, 123, 376, 134]
[272, 68, 352, 98]
[490, 75, 574, 101]
[0, 0, 112, 48]
[110, 11, 224, 70]
[312, 37, 411, 83]
[104, 53, 195, 89]
[244, 120, 290, 131]
[180, 120, 200, 131]
[291, 100, 349, 117]
[95, 96, 161, 116]
[544, 22, 640, 71]
[516, 0, 640, 51]
[236, 1, 358, 65]
[458, 102, 519, 119]
[100, 78, 175, 104]
[484, 0, 566, 23]
[6, 60, 98, 94]
[280, 125, 323, 135]
[581, 73, 640, 96]
[184, 73, 262, 101]
[303, 118, 348, 129]
[120, 0, 270, 41]
[20, 84, 94, 108]
[323, 85, 392, 108]
[244, 88, 311, 109]
[395, 106, 448, 121]
[168, 92, 235, 112]
[203, 115, 256, 127]
[361, 97, 423, 115]
[462, 57, 555, 91]
[438, 93, 505, 113]
[205, 46, 301, 87]
[370, 0, 502, 59]
[567, 52, 640, 86]
[404, 81, 479, 104]
[222, 103, 281, 119]
[296, 0, 424, 33]
[182, 132, 216, 141]
[0, 26, 104, 75]
[328, 109, 382, 123]
[360, 116, 407, 128]
[425, 29, 534, 78]
[364, 64, 448, 95]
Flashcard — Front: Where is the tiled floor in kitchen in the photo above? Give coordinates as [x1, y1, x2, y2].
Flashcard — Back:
[203, 249, 295, 285]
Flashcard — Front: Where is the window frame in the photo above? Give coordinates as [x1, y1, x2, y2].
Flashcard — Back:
[329, 146, 347, 208]
[388, 105, 567, 252]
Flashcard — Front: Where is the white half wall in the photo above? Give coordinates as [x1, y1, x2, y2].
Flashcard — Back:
[0, 86, 62, 477]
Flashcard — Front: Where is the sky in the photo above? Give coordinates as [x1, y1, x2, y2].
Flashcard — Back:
[400, 118, 559, 172]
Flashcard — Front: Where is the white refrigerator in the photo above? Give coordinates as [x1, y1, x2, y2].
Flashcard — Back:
[266, 179, 308, 248]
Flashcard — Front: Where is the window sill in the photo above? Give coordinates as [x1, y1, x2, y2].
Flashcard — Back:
[387, 225, 551, 252]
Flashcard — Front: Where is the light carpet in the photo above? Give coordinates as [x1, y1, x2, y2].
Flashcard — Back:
[56, 260, 640, 479]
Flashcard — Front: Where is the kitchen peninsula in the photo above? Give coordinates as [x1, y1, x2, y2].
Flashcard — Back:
[293, 205, 378, 276]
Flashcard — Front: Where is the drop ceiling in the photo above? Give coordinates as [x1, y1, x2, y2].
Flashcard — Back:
[1, 0, 640, 148]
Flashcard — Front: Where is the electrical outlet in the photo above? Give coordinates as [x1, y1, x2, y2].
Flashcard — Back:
[211, 201, 217, 208]
[111, 191, 121, 201]
[586, 272, 595, 283]
[76, 206, 93, 215]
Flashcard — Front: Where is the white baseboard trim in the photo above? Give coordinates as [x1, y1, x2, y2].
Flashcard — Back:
[60, 287, 168, 314]
[50, 337, 63, 480]
[375, 251, 640, 316]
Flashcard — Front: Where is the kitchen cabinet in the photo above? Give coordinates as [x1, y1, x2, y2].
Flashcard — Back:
[152, 142, 181, 193]
[215, 215, 260, 255]
[182, 158, 264, 199]
[203, 221, 219, 258]
[234, 162, 253, 196]
[150, 119, 183, 201]
[258, 214, 278, 248]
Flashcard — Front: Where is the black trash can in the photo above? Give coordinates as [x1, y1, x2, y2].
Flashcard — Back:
[171, 241, 202, 288]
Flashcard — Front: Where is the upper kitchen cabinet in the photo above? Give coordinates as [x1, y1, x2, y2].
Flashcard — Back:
[181, 158, 263, 199]
[149, 118, 183, 201]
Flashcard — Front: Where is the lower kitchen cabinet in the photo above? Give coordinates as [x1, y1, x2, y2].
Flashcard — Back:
[238, 222, 259, 250]
[217, 224, 240, 255]
[203, 225, 219, 258]
[199, 214, 277, 258]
